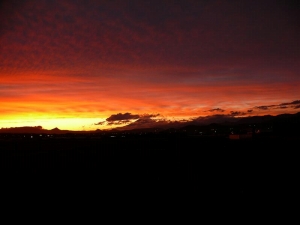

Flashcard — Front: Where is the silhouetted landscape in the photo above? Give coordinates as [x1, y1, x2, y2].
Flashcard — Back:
[1, 1, 299, 210]
[1, 112, 298, 204]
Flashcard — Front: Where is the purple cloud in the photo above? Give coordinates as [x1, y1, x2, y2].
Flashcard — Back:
[256, 106, 270, 110]
[280, 100, 300, 106]
[254, 100, 300, 111]
[94, 121, 106, 126]
[207, 108, 225, 113]
[106, 113, 140, 122]
[230, 111, 246, 116]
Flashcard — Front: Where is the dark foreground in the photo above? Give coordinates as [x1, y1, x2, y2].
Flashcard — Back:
[0, 135, 297, 209]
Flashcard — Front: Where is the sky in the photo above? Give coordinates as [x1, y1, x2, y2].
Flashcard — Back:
[0, 0, 299, 130]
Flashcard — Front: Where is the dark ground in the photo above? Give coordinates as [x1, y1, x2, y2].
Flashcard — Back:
[0, 134, 297, 210]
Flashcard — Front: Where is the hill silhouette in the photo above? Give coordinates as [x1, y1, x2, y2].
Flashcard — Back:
[0, 126, 71, 134]
[1, 111, 300, 134]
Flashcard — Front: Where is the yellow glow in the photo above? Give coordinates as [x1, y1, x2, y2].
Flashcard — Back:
[0, 117, 109, 131]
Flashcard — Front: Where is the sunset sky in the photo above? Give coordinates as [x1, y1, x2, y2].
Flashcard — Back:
[1, 0, 299, 130]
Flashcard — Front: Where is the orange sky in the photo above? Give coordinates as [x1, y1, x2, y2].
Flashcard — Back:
[0, 0, 299, 130]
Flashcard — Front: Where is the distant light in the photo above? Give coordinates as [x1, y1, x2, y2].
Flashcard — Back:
[110, 136, 115, 138]
[31, 136, 33, 138]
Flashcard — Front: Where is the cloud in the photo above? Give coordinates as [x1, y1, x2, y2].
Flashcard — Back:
[247, 110, 253, 113]
[1, 0, 299, 131]
[279, 105, 287, 109]
[207, 108, 225, 113]
[294, 105, 300, 109]
[230, 111, 246, 116]
[94, 121, 106, 125]
[139, 113, 160, 119]
[107, 120, 133, 126]
[280, 100, 300, 106]
[115, 113, 174, 130]
[94, 112, 140, 126]
[254, 100, 300, 111]
[105, 113, 139, 126]
[106, 112, 140, 122]
[291, 100, 300, 105]
[94, 113, 162, 127]
[256, 106, 270, 110]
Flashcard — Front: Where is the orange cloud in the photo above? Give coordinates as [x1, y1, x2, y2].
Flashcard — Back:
[1, 1, 299, 130]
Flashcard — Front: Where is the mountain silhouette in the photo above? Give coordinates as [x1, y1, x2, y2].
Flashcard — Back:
[0, 126, 70, 134]
[1, 111, 299, 133]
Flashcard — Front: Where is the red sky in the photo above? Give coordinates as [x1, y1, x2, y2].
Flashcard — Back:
[0, 0, 299, 130]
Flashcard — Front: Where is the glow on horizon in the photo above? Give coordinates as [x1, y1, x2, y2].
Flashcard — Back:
[0, 1, 299, 130]
[0, 118, 105, 131]
[1, 105, 299, 131]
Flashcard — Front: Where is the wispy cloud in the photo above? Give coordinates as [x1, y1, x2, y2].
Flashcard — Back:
[106, 113, 140, 122]
[254, 100, 300, 111]
[95, 112, 162, 127]
[280, 100, 300, 106]
[230, 111, 246, 116]
[94, 121, 106, 126]
[294, 105, 300, 109]
[1, 1, 299, 130]
[256, 106, 270, 110]
[207, 108, 225, 113]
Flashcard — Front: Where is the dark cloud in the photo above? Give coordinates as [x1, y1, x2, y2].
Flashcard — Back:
[178, 119, 191, 123]
[119, 117, 169, 130]
[106, 113, 139, 122]
[95, 113, 161, 127]
[95, 112, 161, 127]
[207, 108, 225, 113]
[94, 112, 140, 126]
[247, 110, 253, 113]
[280, 100, 300, 106]
[291, 100, 300, 105]
[230, 111, 246, 116]
[94, 121, 105, 126]
[1, 0, 298, 73]
[107, 120, 132, 126]
[256, 106, 270, 110]
[294, 105, 300, 109]
[255, 100, 300, 111]
[1, 0, 299, 131]
[139, 114, 160, 119]
[278, 105, 287, 109]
